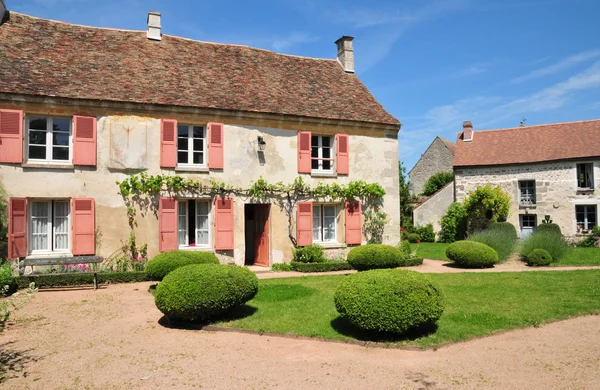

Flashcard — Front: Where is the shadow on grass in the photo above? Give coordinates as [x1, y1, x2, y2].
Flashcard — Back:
[330, 316, 438, 343]
[441, 262, 494, 269]
[0, 341, 39, 383]
[158, 304, 258, 330]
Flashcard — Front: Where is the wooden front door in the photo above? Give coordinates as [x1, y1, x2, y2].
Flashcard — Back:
[253, 205, 270, 267]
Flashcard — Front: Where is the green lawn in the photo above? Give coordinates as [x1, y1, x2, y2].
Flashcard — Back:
[219, 270, 600, 347]
[409, 242, 450, 261]
[552, 247, 600, 267]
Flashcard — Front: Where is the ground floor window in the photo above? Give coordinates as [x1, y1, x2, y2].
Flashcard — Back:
[520, 214, 537, 228]
[313, 204, 337, 242]
[178, 199, 211, 247]
[576, 205, 597, 233]
[30, 200, 70, 253]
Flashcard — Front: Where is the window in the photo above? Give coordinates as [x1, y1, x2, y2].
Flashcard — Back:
[520, 214, 537, 228]
[177, 125, 206, 166]
[30, 200, 70, 253]
[178, 200, 211, 247]
[312, 204, 337, 242]
[519, 180, 536, 206]
[311, 135, 333, 172]
[577, 163, 594, 189]
[576, 205, 597, 233]
[27, 117, 72, 162]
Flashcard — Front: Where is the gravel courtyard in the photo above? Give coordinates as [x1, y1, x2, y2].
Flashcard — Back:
[2, 280, 599, 389]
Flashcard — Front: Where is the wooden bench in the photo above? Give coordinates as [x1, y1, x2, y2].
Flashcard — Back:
[22, 256, 104, 289]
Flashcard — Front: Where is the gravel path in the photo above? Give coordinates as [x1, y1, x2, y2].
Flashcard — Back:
[2, 281, 600, 389]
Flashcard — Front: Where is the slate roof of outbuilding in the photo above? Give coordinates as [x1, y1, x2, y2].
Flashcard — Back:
[453, 119, 600, 167]
[0, 13, 399, 126]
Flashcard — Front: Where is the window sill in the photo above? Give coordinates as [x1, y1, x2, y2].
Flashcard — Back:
[22, 162, 75, 170]
[314, 241, 345, 249]
[177, 246, 214, 252]
[311, 171, 337, 178]
[26, 252, 73, 259]
[576, 189, 595, 194]
[175, 165, 209, 173]
[519, 204, 537, 209]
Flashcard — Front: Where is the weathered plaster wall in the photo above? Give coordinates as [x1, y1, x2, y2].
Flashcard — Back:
[0, 104, 400, 265]
[413, 182, 454, 234]
[455, 161, 600, 237]
[409, 137, 454, 196]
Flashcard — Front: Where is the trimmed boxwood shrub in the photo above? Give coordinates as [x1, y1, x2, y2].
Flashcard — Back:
[334, 269, 444, 334]
[145, 250, 219, 281]
[446, 240, 499, 268]
[17, 272, 149, 289]
[526, 249, 553, 266]
[292, 244, 325, 263]
[490, 222, 518, 239]
[407, 233, 421, 243]
[155, 264, 258, 322]
[347, 244, 407, 271]
[536, 223, 561, 236]
[290, 261, 353, 273]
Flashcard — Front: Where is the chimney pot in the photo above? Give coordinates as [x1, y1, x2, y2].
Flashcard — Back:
[462, 121, 474, 142]
[335, 36, 355, 73]
[147, 11, 161, 41]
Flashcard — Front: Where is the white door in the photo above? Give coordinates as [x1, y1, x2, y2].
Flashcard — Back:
[520, 215, 536, 239]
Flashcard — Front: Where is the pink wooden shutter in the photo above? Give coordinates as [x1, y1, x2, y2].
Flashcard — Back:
[345, 201, 362, 245]
[208, 122, 224, 169]
[215, 198, 234, 250]
[72, 198, 95, 255]
[336, 134, 349, 175]
[297, 131, 311, 173]
[8, 198, 27, 259]
[0, 109, 23, 164]
[159, 197, 178, 252]
[296, 201, 313, 247]
[73, 115, 97, 166]
[160, 119, 177, 168]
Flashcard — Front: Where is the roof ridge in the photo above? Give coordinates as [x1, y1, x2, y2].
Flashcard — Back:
[475, 118, 600, 133]
[9, 11, 142, 33]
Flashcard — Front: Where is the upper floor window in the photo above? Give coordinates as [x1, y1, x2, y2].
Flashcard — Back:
[30, 200, 70, 254]
[27, 117, 72, 162]
[311, 135, 333, 172]
[577, 163, 594, 190]
[177, 125, 206, 166]
[313, 204, 337, 242]
[519, 180, 536, 206]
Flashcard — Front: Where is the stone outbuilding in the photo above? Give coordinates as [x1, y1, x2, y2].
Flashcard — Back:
[408, 136, 455, 196]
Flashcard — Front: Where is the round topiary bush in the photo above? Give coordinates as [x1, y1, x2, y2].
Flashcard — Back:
[347, 244, 407, 271]
[155, 264, 258, 322]
[490, 222, 518, 239]
[446, 240, 499, 268]
[526, 249, 553, 266]
[334, 269, 444, 334]
[145, 250, 220, 281]
[407, 233, 421, 243]
[536, 223, 562, 236]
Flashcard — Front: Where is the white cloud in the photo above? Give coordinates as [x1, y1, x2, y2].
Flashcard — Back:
[511, 49, 600, 84]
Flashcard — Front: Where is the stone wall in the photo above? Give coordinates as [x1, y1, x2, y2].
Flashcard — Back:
[413, 182, 454, 234]
[409, 137, 454, 195]
[455, 161, 600, 237]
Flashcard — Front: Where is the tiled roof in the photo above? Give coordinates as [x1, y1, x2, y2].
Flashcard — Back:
[453, 119, 600, 167]
[0, 13, 399, 126]
[438, 137, 455, 155]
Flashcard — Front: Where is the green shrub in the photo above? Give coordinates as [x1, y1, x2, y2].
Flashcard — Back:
[271, 263, 293, 272]
[347, 244, 408, 271]
[17, 272, 149, 289]
[0, 262, 15, 295]
[439, 202, 468, 243]
[578, 235, 597, 248]
[155, 264, 258, 322]
[421, 171, 454, 196]
[292, 244, 325, 263]
[290, 261, 353, 272]
[334, 269, 444, 334]
[463, 185, 511, 233]
[398, 240, 411, 255]
[489, 222, 518, 239]
[520, 231, 569, 262]
[145, 251, 219, 281]
[446, 240, 499, 268]
[526, 249, 553, 266]
[469, 228, 516, 262]
[407, 233, 421, 243]
[536, 223, 561, 236]
[414, 224, 435, 242]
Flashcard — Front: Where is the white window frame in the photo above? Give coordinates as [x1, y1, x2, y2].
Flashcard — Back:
[178, 199, 212, 249]
[177, 124, 207, 168]
[312, 204, 338, 243]
[576, 163, 594, 190]
[311, 135, 335, 173]
[518, 180, 536, 206]
[28, 199, 71, 255]
[26, 116, 73, 163]
[576, 204, 597, 233]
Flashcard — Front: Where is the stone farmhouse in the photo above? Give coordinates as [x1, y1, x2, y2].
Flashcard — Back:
[454, 120, 600, 238]
[0, 11, 401, 266]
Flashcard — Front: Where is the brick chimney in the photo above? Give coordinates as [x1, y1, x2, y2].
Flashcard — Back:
[335, 36, 355, 73]
[463, 121, 474, 142]
[147, 11, 161, 41]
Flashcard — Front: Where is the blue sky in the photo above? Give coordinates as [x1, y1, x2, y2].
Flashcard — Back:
[10, 0, 600, 171]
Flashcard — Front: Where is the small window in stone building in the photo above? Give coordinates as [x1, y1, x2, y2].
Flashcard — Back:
[519, 180, 536, 206]
[576, 205, 596, 233]
[577, 163, 594, 190]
